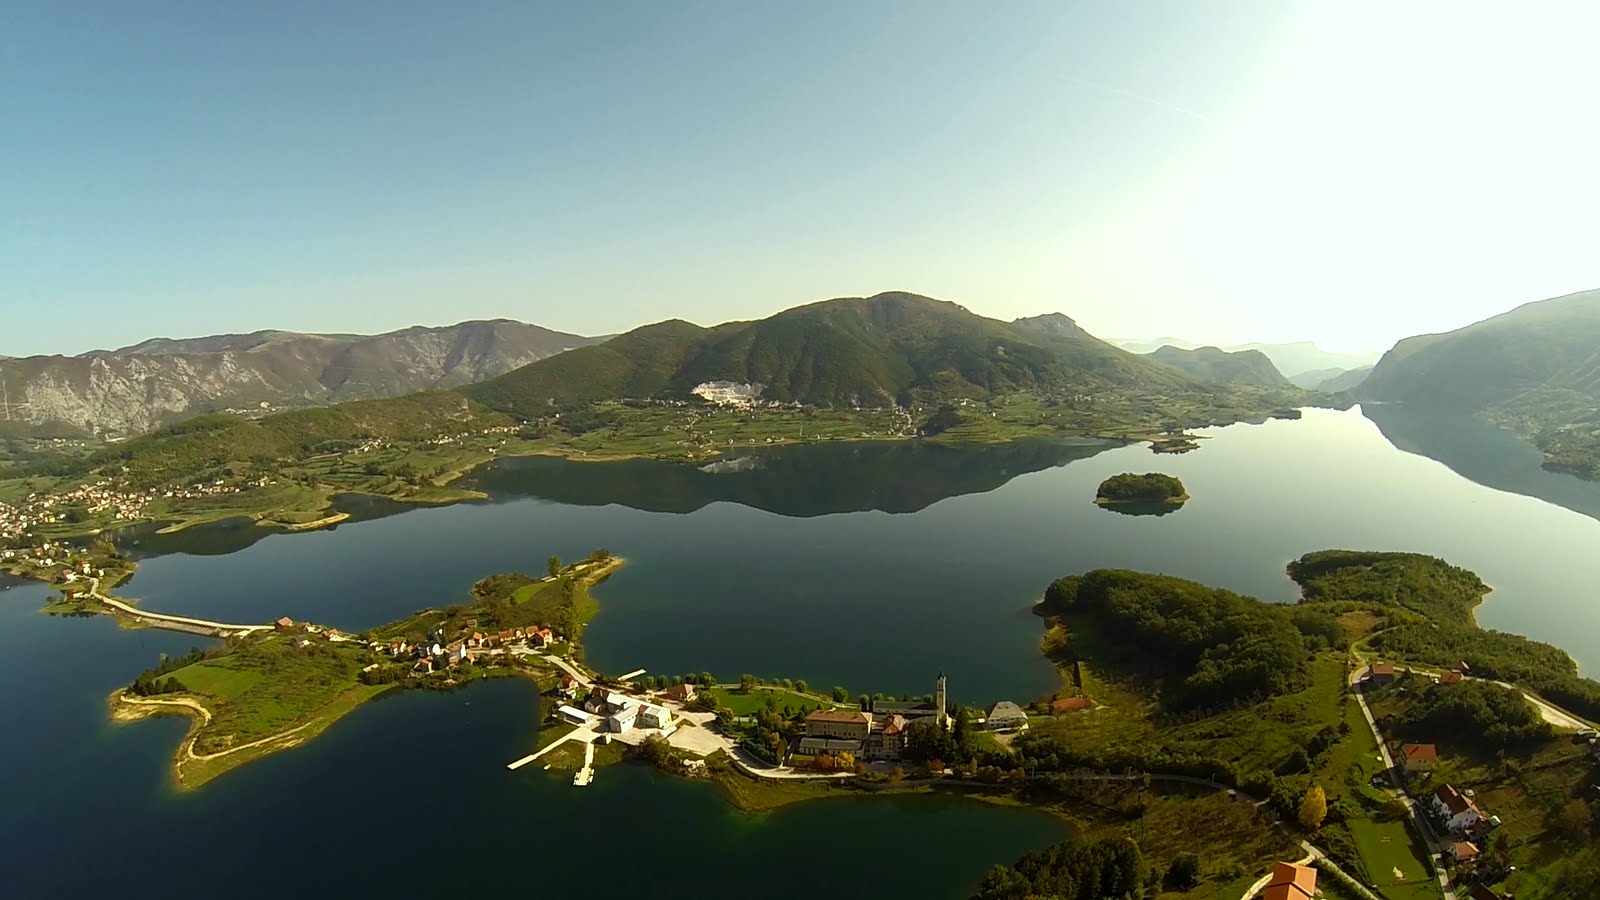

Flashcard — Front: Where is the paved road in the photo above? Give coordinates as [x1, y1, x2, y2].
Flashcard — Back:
[1350, 665, 1456, 900]
[89, 578, 272, 635]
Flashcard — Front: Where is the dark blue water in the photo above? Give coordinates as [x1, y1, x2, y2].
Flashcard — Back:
[8, 404, 1600, 898]
[0, 579, 1065, 899]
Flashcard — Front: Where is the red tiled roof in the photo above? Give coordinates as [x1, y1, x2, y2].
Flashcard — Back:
[1262, 861, 1317, 900]
[806, 710, 869, 724]
[1371, 663, 1395, 675]
[1434, 784, 1479, 816]
[1440, 672, 1463, 684]
[1452, 842, 1480, 860]
[1052, 697, 1093, 713]
[1403, 744, 1438, 762]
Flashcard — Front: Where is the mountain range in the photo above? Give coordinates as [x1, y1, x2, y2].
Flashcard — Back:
[464, 292, 1206, 413]
[0, 320, 598, 436]
[1145, 346, 1291, 388]
[1106, 337, 1381, 382]
[1356, 288, 1600, 476]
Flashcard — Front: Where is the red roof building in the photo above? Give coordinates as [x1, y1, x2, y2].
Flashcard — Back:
[1261, 861, 1317, 900]
[1051, 697, 1093, 713]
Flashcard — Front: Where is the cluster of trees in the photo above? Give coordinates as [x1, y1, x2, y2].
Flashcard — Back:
[735, 674, 812, 694]
[1042, 570, 1313, 711]
[1397, 679, 1553, 749]
[128, 646, 208, 695]
[1289, 550, 1600, 722]
[1094, 472, 1186, 502]
[973, 835, 1146, 900]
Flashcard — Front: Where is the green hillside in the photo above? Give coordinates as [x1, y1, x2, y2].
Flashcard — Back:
[1147, 345, 1291, 388]
[465, 292, 1203, 411]
[1360, 289, 1600, 475]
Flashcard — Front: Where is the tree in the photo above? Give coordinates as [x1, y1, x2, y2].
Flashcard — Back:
[832, 686, 849, 703]
[547, 555, 562, 578]
[794, 679, 809, 694]
[1299, 784, 1327, 831]
[698, 672, 716, 688]
[739, 674, 757, 692]
[1167, 852, 1202, 889]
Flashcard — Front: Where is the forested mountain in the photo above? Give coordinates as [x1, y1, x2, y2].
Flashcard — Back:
[465, 292, 1206, 412]
[1147, 345, 1291, 387]
[1358, 289, 1600, 476]
[0, 320, 596, 436]
[1312, 365, 1372, 393]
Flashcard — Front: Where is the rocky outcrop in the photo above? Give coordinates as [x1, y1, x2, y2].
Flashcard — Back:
[0, 319, 596, 436]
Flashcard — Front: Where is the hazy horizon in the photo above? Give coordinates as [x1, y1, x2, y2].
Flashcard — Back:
[6, 1, 1597, 357]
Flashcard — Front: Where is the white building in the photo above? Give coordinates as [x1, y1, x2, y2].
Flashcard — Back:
[638, 703, 671, 729]
[1432, 784, 1483, 833]
[606, 704, 640, 733]
[558, 705, 596, 727]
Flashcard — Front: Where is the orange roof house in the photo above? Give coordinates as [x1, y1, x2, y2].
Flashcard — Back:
[1051, 697, 1093, 713]
[1402, 744, 1438, 763]
[1261, 861, 1317, 900]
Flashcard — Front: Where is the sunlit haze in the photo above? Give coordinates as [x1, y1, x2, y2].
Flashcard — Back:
[5, 0, 1596, 355]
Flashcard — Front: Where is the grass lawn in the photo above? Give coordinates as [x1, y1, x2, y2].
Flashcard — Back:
[172, 660, 265, 699]
[188, 635, 368, 755]
[1345, 819, 1440, 900]
[710, 687, 836, 717]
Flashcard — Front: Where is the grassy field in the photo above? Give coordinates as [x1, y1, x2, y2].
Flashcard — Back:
[710, 687, 837, 716]
[180, 635, 368, 755]
[1345, 819, 1440, 900]
[171, 660, 265, 699]
[180, 682, 392, 788]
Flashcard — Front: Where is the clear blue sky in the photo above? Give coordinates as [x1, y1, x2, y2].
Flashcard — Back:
[5, 1, 1597, 356]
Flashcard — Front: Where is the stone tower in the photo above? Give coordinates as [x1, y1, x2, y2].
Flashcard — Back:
[935, 671, 948, 729]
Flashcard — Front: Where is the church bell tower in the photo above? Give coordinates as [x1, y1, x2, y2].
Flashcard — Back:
[935, 671, 948, 729]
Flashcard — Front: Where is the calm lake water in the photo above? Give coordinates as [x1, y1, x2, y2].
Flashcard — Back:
[5, 403, 1600, 897]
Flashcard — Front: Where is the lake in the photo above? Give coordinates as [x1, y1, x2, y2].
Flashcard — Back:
[5, 403, 1600, 897]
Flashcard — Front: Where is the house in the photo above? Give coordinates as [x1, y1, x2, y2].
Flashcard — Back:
[294, 638, 312, 649]
[1051, 697, 1093, 714]
[662, 682, 696, 703]
[1402, 743, 1438, 774]
[607, 704, 640, 733]
[468, 631, 485, 648]
[414, 657, 434, 674]
[1449, 841, 1480, 863]
[275, 617, 296, 632]
[445, 642, 467, 663]
[528, 627, 553, 648]
[1369, 663, 1396, 684]
[1440, 672, 1464, 685]
[1260, 861, 1317, 900]
[583, 686, 610, 714]
[638, 703, 672, 729]
[497, 629, 515, 645]
[804, 709, 873, 741]
[558, 673, 579, 698]
[1432, 784, 1483, 832]
[462, 617, 478, 630]
[984, 701, 1029, 732]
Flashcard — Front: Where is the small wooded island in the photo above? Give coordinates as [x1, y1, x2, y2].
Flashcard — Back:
[1093, 472, 1188, 507]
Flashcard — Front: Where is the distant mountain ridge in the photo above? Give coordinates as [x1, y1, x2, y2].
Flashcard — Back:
[1, 319, 598, 436]
[1359, 288, 1600, 476]
[1106, 337, 1380, 380]
[1146, 345, 1291, 388]
[464, 292, 1207, 413]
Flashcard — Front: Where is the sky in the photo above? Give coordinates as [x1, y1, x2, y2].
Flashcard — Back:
[4, 0, 1598, 357]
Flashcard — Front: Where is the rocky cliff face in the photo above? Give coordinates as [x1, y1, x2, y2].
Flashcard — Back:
[0, 319, 596, 436]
